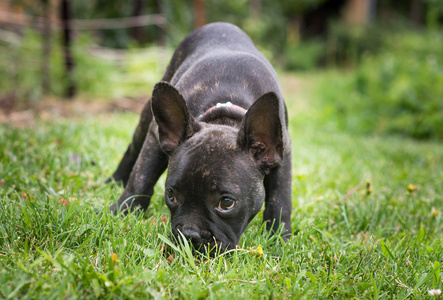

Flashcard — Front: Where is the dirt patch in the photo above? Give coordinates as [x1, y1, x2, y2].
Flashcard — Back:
[0, 95, 147, 128]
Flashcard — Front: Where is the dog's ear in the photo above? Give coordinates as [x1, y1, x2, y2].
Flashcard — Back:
[152, 82, 201, 154]
[237, 92, 284, 172]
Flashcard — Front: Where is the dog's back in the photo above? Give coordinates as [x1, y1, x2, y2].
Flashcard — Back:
[161, 22, 283, 114]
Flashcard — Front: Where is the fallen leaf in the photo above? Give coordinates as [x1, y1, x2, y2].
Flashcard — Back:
[166, 254, 175, 263]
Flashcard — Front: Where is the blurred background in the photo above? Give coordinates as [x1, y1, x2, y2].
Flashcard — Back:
[0, 0, 442, 140]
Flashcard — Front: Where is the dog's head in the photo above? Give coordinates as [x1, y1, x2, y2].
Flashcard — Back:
[151, 82, 284, 254]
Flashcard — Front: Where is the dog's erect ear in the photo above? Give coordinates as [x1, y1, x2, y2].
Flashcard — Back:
[151, 82, 201, 153]
[237, 92, 284, 172]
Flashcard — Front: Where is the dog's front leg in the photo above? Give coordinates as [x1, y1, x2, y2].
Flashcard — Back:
[110, 128, 168, 214]
[108, 99, 154, 187]
[263, 149, 293, 241]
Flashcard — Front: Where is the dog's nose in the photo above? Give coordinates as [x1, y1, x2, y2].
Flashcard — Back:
[179, 224, 202, 241]
[182, 228, 201, 240]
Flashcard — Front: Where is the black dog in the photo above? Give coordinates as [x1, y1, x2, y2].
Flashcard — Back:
[109, 22, 292, 253]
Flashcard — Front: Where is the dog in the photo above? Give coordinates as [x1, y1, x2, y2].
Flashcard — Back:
[109, 22, 292, 253]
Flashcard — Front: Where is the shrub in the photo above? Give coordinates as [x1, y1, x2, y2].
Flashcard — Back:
[285, 40, 325, 71]
[317, 30, 443, 140]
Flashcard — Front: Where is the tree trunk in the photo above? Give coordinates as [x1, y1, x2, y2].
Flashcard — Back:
[193, 0, 205, 28]
[41, 0, 51, 95]
[250, 0, 261, 19]
[60, 0, 75, 98]
[156, 0, 166, 46]
[410, 0, 423, 26]
[131, 0, 144, 44]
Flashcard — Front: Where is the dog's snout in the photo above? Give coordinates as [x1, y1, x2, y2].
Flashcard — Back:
[182, 228, 201, 240]
[178, 224, 202, 241]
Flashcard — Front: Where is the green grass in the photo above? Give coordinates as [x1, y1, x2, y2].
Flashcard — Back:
[1, 74, 442, 299]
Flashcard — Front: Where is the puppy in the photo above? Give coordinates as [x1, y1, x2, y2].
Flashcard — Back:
[109, 22, 292, 253]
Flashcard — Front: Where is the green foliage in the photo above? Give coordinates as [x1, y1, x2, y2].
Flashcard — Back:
[0, 31, 115, 101]
[285, 40, 325, 71]
[326, 20, 414, 67]
[72, 0, 166, 48]
[316, 30, 443, 140]
[0, 30, 53, 102]
[205, 0, 328, 68]
[424, 0, 443, 29]
[162, 0, 194, 46]
[206, 1, 286, 59]
[71, 35, 120, 98]
[0, 30, 168, 100]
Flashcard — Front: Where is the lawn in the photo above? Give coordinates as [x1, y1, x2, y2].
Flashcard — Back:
[0, 73, 442, 299]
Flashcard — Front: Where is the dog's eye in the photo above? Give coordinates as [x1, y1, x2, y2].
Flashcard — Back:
[166, 187, 176, 203]
[218, 197, 235, 211]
